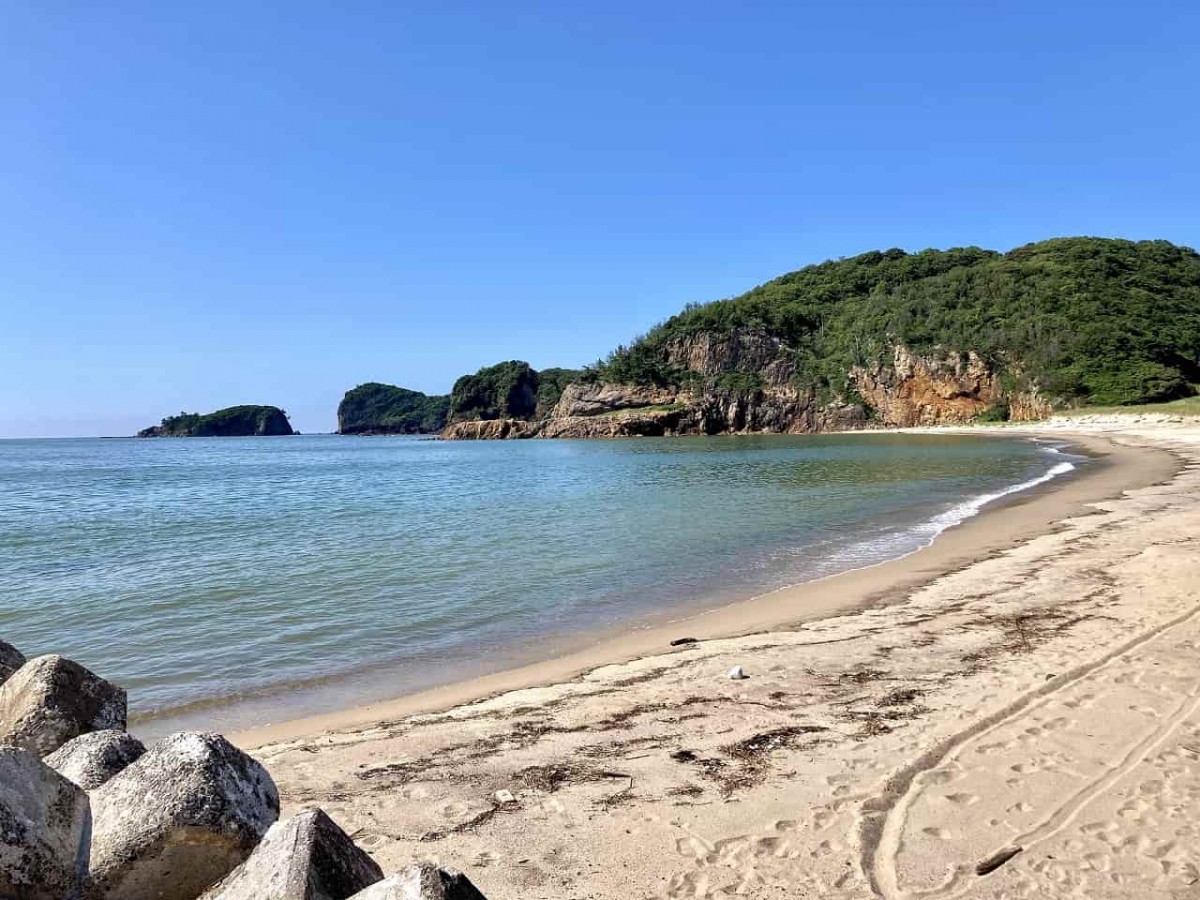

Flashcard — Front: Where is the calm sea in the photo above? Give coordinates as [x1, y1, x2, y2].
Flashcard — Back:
[0, 433, 1081, 736]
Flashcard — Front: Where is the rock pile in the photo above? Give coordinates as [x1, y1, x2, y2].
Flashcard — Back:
[0, 641, 489, 900]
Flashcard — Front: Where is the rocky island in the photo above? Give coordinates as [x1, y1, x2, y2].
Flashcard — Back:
[137, 405, 295, 438]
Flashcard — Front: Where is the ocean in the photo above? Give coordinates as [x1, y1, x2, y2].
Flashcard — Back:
[0, 432, 1081, 735]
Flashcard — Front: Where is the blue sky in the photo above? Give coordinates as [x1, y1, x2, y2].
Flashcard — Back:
[3, 1, 1197, 437]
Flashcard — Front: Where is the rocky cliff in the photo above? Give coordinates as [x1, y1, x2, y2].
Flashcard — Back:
[442, 329, 1046, 439]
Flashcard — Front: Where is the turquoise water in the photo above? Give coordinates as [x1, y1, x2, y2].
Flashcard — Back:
[0, 433, 1082, 735]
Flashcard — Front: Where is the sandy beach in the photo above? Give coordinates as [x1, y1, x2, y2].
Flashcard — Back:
[238, 417, 1200, 899]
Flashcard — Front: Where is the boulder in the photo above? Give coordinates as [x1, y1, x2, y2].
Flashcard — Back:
[0, 746, 90, 899]
[0, 639, 25, 685]
[45, 729, 146, 790]
[0, 654, 126, 756]
[89, 731, 280, 900]
[348, 865, 487, 900]
[199, 808, 382, 899]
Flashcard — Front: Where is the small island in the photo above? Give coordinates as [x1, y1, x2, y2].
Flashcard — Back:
[137, 405, 295, 437]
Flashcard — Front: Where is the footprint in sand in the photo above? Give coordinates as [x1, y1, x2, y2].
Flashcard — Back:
[921, 827, 952, 840]
[675, 835, 714, 860]
[942, 792, 980, 806]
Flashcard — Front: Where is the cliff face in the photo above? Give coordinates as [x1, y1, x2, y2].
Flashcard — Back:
[138, 405, 294, 437]
[444, 330, 1052, 439]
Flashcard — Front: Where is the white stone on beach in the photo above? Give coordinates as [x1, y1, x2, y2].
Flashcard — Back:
[0, 745, 91, 900]
[0, 654, 127, 757]
[89, 731, 280, 900]
[45, 729, 146, 790]
[727, 665, 748, 680]
[348, 863, 488, 899]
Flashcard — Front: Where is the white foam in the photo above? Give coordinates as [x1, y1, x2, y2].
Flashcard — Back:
[918, 460, 1076, 537]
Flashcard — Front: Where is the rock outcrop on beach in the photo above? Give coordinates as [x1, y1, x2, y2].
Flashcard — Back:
[0, 654, 126, 756]
[138, 405, 295, 437]
[45, 729, 146, 790]
[0, 637, 491, 900]
[0, 746, 91, 900]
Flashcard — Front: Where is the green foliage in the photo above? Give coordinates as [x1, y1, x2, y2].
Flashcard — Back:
[715, 372, 764, 393]
[152, 405, 294, 437]
[589, 238, 1200, 408]
[975, 400, 1012, 423]
[581, 336, 683, 388]
[450, 361, 540, 421]
[337, 383, 449, 434]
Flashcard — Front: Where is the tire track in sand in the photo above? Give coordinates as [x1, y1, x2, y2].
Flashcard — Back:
[862, 598, 1200, 900]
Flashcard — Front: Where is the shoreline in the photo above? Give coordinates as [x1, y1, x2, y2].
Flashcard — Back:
[231, 428, 1179, 749]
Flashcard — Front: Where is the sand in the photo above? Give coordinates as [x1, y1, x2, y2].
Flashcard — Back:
[237, 417, 1200, 899]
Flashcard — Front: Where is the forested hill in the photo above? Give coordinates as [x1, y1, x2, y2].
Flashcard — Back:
[137, 405, 294, 437]
[587, 237, 1200, 409]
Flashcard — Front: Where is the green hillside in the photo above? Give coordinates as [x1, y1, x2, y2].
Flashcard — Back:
[587, 238, 1200, 408]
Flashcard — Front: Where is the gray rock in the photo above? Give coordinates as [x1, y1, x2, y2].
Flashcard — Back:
[89, 731, 280, 900]
[348, 865, 487, 900]
[0, 639, 25, 685]
[0, 745, 90, 900]
[0, 654, 126, 757]
[44, 729, 146, 790]
[200, 808, 383, 899]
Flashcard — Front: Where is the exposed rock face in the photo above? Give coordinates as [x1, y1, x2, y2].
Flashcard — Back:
[850, 345, 1001, 427]
[0, 746, 90, 900]
[0, 655, 127, 757]
[89, 731, 280, 900]
[440, 419, 540, 440]
[44, 729, 146, 791]
[0, 639, 25, 685]
[199, 808, 382, 900]
[662, 329, 795, 385]
[348, 864, 487, 900]
[1009, 386, 1055, 422]
[552, 383, 683, 418]
[440, 329, 1052, 440]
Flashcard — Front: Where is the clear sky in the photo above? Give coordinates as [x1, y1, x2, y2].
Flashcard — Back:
[3, 1, 1198, 437]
